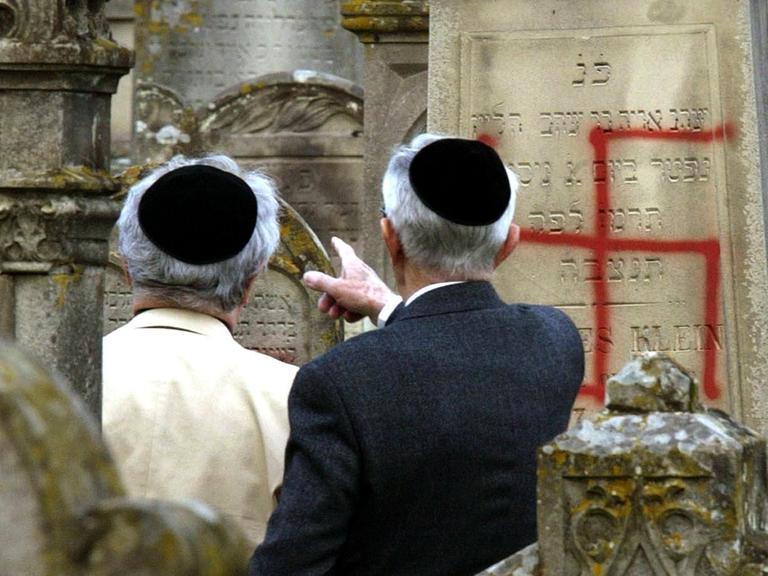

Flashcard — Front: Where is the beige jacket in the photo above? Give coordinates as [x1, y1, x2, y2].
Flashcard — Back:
[102, 308, 297, 547]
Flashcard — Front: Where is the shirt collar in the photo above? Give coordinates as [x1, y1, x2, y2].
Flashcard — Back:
[405, 281, 466, 306]
[126, 308, 234, 340]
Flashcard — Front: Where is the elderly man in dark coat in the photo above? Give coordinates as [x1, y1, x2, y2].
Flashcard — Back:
[250, 135, 585, 576]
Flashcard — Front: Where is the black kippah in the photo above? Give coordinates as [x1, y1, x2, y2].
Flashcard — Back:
[408, 138, 510, 226]
[138, 165, 258, 265]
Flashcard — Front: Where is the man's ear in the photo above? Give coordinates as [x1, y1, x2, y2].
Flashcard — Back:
[240, 274, 258, 307]
[380, 218, 404, 267]
[120, 259, 133, 288]
[494, 223, 520, 269]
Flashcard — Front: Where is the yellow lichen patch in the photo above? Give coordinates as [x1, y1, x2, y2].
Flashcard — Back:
[147, 20, 168, 34]
[181, 12, 204, 27]
[134, 3, 145, 17]
[239, 83, 254, 96]
[51, 266, 82, 308]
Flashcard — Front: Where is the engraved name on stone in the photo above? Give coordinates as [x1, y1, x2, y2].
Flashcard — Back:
[462, 28, 731, 411]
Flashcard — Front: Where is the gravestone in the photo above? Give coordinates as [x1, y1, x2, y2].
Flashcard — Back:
[198, 71, 365, 257]
[429, 0, 768, 432]
[134, 0, 363, 109]
[133, 72, 365, 259]
[0, 341, 249, 574]
[477, 353, 768, 575]
[104, 193, 342, 365]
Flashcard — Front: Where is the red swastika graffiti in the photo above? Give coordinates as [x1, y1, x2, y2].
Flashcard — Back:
[509, 124, 734, 402]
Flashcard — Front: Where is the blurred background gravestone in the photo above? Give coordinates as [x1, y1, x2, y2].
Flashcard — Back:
[133, 0, 363, 110]
[131, 70, 365, 260]
[127, 0, 367, 245]
[478, 352, 768, 575]
[429, 0, 768, 433]
[0, 341, 250, 575]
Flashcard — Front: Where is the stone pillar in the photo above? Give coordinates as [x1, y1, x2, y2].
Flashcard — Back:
[340, 0, 429, 284]
[0, 2, 133, 415]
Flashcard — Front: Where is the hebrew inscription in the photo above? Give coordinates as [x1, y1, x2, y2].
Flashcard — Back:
[135, 0, 363, 108]
[462, 28, 733, 412]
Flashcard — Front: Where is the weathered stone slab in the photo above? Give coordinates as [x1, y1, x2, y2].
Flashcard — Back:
[429, 0, 768, 431]
[199, 71, 365, 258]
[104, 193, 342, 365]
[134, 0, 363, 109]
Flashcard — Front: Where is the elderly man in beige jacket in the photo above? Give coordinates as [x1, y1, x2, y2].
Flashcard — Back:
[102, 155, 296, 547]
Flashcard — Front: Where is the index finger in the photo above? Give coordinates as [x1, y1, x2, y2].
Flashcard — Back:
[331, 236, 358, 265]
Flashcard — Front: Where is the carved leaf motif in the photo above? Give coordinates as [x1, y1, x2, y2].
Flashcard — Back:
[204, 85, 359, 135]
[225, 93, 284, 134]
[275, 95, 348, 132]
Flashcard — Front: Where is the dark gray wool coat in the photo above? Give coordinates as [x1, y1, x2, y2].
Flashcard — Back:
[251, 281, 585, 576]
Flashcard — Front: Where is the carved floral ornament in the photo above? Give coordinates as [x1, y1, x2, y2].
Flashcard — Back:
[0, 0, 111, 42]
[0, 199, 63, 263]
[134, 72, 364, 163]
[0, 194, 118, 266]
[534, 354, 768, 576]
[200, 77, 364, 136]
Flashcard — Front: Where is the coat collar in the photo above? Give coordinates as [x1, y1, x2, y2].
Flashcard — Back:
[395, 281, 505, 322]
[126, 308, 234, 340]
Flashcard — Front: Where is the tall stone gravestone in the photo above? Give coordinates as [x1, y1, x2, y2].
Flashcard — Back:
[134, 0, 363, 109]
[0, 1, 132, 415]
[429, 0, 768, 432]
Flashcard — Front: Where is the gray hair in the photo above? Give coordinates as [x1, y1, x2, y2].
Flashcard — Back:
[381, 133, 518, 277]
[118, 155, 280, 312]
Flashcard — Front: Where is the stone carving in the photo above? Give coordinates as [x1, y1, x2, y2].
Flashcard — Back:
[0, 0, 24, 38]
[0, 0, 115, 42]
[200, 75, 362, 135]
[479, 352, 768, 575]
[0, 195, 119, 267]
[0, 340, 249, 574]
